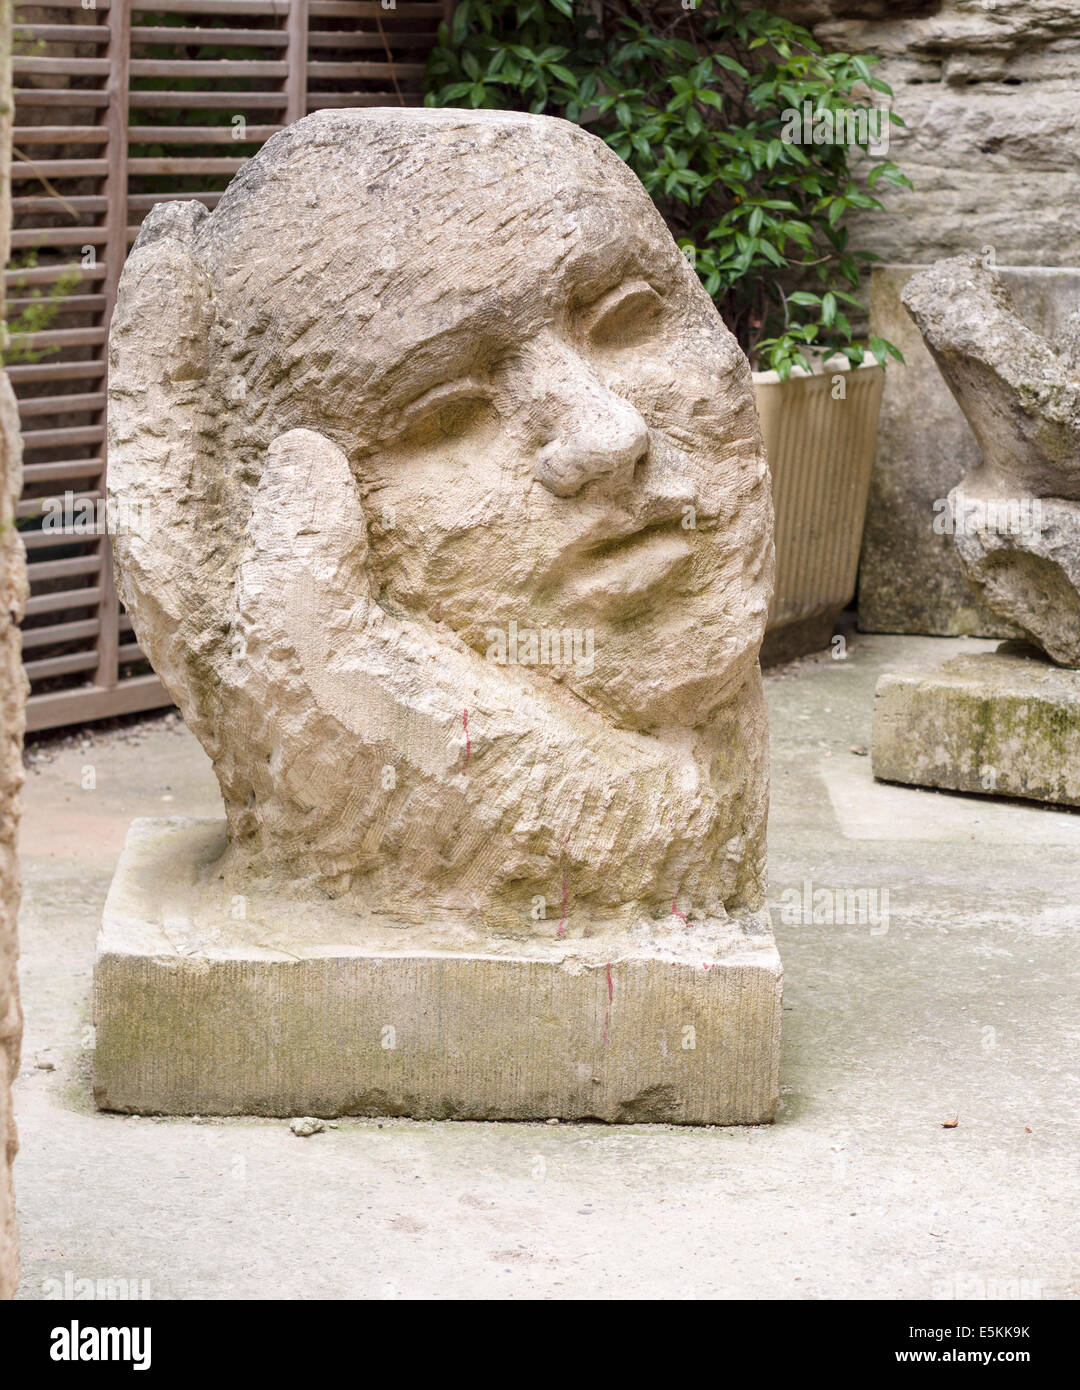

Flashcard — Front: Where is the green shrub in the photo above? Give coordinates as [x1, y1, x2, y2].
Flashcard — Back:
[425, 0, 908, 377]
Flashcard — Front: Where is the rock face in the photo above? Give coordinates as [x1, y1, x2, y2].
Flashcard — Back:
[773, 1, 1080, 267]
[107, 109, 774, 937]
[0, 0, 26, 1302]
[901, 254, 1080, 667]
[0, 373, 25, 1301]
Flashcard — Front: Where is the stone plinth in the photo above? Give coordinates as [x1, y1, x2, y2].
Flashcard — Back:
[94, 820, 783, 1125]
[872, 647, 1080, 807]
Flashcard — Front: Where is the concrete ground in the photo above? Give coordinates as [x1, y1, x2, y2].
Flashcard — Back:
[10, 632, 1079, 1300]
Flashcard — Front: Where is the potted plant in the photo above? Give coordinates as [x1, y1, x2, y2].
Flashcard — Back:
[426, 0, 909, 660]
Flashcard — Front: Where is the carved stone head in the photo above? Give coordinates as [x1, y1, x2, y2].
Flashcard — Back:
[108, 109, 773, 932]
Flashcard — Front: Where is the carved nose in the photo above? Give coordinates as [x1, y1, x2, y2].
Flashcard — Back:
[530, 351, 649, 498]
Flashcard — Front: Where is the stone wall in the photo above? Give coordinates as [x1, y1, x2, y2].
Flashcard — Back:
[0, 0, 27, 1303]
[774, 0, 1080, 267]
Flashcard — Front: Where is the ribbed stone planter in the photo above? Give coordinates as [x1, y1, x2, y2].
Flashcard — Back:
[755, 360, 885, 664]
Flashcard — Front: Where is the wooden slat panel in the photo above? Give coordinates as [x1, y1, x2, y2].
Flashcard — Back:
[17, 0, 112, 9]
[7, 364, 105, 386]
[24, 459, 105, 483]
[14, 90, 110, 108]
[133, 0, 289, 14]
[21, 618, 100, 651]
[13, 58, 112, 77]
[128, 156, 249, 174]
[307, 30, 438, 50]
[15, 25, 112, 45]
[21, 528, 104, 551]
[17, 488, 102, 519]
[13, 196, 109, 214]
[14, 129, 109, 146]
[306, 61, 427, 79]
[4, 263, 104, 287]
[11, 159, 110, 178]
[309, 2, 443, 14]
[20, 424, 105, 451]
[12, 328, 106, 348]
[286, 0, 309, 124]
[24, 586, 104, 617]
[26, 675, 173, 733]
[308, 92, 425, 108]
[18, 393, 108, 418]
[10, 229, 109, 249]
[128, 90, 287, 108]
[6, 295, 108, 317]
[25, 650, 101, 681]
[12, 0, 446, 730]
[27, 554, 103, 583]
[130, 58, 288, 77]
[131, 26, 288, 45]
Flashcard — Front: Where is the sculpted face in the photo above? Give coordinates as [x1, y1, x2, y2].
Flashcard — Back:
[109, 110, 773, 928]
[202, 109, 770, 732]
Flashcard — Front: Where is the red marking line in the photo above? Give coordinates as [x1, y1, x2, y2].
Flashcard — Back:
[672, 868, 688, 926]
[557, 832, 570, 938]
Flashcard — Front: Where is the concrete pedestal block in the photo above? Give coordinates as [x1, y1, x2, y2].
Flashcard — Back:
[872, 646, 1080, 806]
[93, 819, 783, 1125]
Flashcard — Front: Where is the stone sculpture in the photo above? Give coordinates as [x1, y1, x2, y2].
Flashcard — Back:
[97, 109, 780, 1123]
[873, 253, 1080, 807]
[901, 253, 1080, 666]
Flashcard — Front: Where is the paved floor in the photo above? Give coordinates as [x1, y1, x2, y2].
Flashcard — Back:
[11, 632, 1079, 1299]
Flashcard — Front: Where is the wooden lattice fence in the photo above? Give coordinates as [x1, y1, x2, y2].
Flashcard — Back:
[8, 0, 450, 731]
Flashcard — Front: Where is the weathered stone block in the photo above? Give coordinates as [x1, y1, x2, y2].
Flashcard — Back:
[872, 647, 1080, 806]
[94, 820, 783, 1125]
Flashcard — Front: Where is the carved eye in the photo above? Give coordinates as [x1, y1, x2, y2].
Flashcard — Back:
[582, 279, 665, 347]
[397, 380, 493, 447]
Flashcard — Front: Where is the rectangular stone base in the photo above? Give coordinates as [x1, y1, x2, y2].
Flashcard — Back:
[93, 819, 783, 1125]
[872, 648, 1080, 806]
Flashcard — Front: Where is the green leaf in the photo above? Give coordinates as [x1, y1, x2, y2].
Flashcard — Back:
[451, 1, 470, 47]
